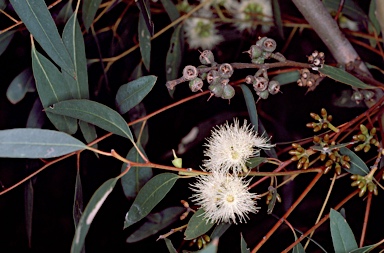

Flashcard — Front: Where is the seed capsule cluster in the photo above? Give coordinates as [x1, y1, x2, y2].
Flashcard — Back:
[246, 37, 286, 64]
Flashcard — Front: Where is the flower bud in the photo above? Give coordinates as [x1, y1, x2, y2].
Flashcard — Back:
[247, 45, 263, 59]
[218, 63, 234, 79]
[268, 80, 280, 94]
[183, 65, 198, 81]
[258, 89, 269, 99]
[199, 50, 215, 65]
[245, 75, 255, 84]
[189, 78, 203, 92]
[209, 83, 223, 98]
[206, 70, 220, 85]
[171, 149, 182, 168]
[253, 77, 268, 92]
[221, 84, 235, 100]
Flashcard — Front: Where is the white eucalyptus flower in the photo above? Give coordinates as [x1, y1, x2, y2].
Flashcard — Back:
[190, 171, 259, 224]
[203, 119, 274, 174]
[184, 9, 224, 49]
[232, 0, 273, 33]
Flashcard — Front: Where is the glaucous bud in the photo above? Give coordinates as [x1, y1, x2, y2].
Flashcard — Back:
[218, 63, 234, 79]
[253, 77, 268, 92]
[221, 84, 235, 100]
[189, 78, 203, 92]
[199, 50, 215, 65]
[268, 80, 280, 94]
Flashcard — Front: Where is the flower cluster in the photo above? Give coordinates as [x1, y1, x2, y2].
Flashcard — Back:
[190, 118, 274, 224]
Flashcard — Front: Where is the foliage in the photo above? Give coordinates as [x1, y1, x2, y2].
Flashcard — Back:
[1, 0, 384, 252]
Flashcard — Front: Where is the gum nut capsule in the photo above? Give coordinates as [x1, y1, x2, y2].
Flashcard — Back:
[245, 75, 255, 84]
[253, 77, 269, 92]
[206, 70, 220, 84]
[268, 80, 280, 94]
[255, 36, 268, 47]
[209, 83, 224, 97]
[218, 63, 234, 78]
[351, 90, 363, 101]
[258, 89, 269, 99]
[199, 50, 215, 65]
[221, 85, 235, 100]
[261, 38, 277, 52]
[183, 65, 198, 80]
[189, 78, 203, 92]
[247, 45, 263, 59]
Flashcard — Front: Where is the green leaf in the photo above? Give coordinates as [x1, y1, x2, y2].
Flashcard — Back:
[272, 0, 284, 39]
[45, 99, 134, 141]
[258, 118, 277, 158]
[240, 234, 250, 253]
[330, 209, 358, 253]
[55, 1, 73, 25]
[292, 229, 306, 253]
[26, 99, 45, 128]
[184, 209, 215, 240]
[369, 0, 381, 35]
[0, 0, 6, 9]
[195, 238, 219, 253]
[10, 0, 75, 76]
[166, 24, 184, 98]
[210, 223, 231, 238]
[159, 0, 180, 21]
[82, 0, 103, 31]
[0, 30, 16, 56]
[350, 243, 380, 253]
[319, 65, 376, 90]
[137, 0, 152, 71]
[271, 71, 300, 85]
[246, 157, 267, 169]
[79, 120, 98, 146]
[126, 206, 185, 243]
[323, 0, 367, 22]
[63, 13, 89, 100]
[121, 145, 153, 199]
[73, 169, 84, 229]
[0, 128, 86, 158]
[124, 173, 179, 228]
[31, 47, 78, 134]
[71, 177, 118, 253]
[24, 178, 34, 248]
[128, 103, 149, 147]
[164, 238, 177, 253]
[6, 68, 35, 104]
[267, 186, 278, 214]
[115, 75, 157, 114]
[339, 147, 370, 176]
[240, 84, 258, 130]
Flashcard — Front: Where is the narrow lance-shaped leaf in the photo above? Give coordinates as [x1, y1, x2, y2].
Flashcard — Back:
[164, 238, 177, 253]
[73, 169, 84, 229]
[24, 177, 34, 248]
[330, 209, 358, 253]
[71, 177, 118, 253]
[32, 46, 78, 134]
[339, 147, 370, 176]
[323, 0, 367, 22]
[121, 145, 153, 200]
[210, 223, 231, 239]
[82, 0, 103, 31]
[26, 98, 45, 128]
[272, 0, 284, 39]
[124, 173, 179, 228]
[271, 71, 300, 86]
[10, 0, 75, 76]
[0, 30, 16, 56]
[45, 99, 134, 142]
[184, 209, 215, 240]
[166, 24, 184, 98]
[159, 0, 179, 21]
[319, 65, 376, 90]
[292, 231, 306, 253]
[240, 234, 250, 253]
[137, 0, 152, 71]
[6, 68, 35, 104]
[116, 75, 157, 114]
[240, 84, 258, 130]
[0, 129, 86, 158]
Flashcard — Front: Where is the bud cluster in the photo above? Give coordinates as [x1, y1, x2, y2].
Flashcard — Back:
[289, 143, 311, 170]
[351, 174, 378, 197]
[189, 235, 211, 250]
[352, 124, 380, 152]
[245, 37, 286, 64]
[207, 63, 235, 100]
[351, 89, 375, 104]
[297, 68, 324, 92]
[245, 72, 281, 100]
[307, 50, 325, 70]
[306, 108, 339, 133]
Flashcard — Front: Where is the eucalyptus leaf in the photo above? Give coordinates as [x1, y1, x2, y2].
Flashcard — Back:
[258, 118, 277, 158]
[159, 0, 179, 21]
[330, 209, 358, 253]
[240, 234, 250, 253]
[166, 24, 184, 98]
[124, 173, 179, 228]
[350, 243, 380, 253]
[323, 0, 367, 22]
[0, 30, 16, 56]
[71, 177, 118, 253]
[271, 71, 300, 85]
[10, 0, 75, 76]
[115, 75, 157, 114]
[128, 103, 149, 147]
[164, 238, 177, 253]
[45, 99, 134, 142]
[82, 0, 103, 31]
[0, 128, 86, 158]
[6, 68, 35, 104]
[339, 147, 370, 176]
[246, 157, 267, 169]
[240, 84, 258, 130]
[369, 0, 381, 35]
[26, 98, 45, 128]
[194, 238, 218, 253]
[24, 177, 34, 248]
[272, 0, 284, 39]
[184, 209, 214, 240]
[73, 169, 84, 229]
[55, 1, 73, 25]
[319, 65, 376, 90]
[126, 206, 185, 243]
[210, 223, 231, 238]
[292, 229, 306, 253]
[137, 0, 151, 71]
[121, 145, 153, 200]
[31, 46, 78, 134]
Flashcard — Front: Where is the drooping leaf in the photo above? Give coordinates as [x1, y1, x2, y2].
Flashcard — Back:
[44, 99, 134, 141]
[350, 243, 380, 253]
[121, 145, 153, 200]
[73, 169, 84, 229]
[0, 30, 16, 56]
[369, 0, 381, 35]
[271, 71, 300, 85]
[137, 0, 152, 71]
[55, 1, 73, 25]
[210, 223, 231, 238]
[330, 209, 358, 253]
[184, 209, 215, 240]
[246, 157, 267, 169]
[164, 238, 177, 253]
[319, 65, 376, 90]
[240, 234, 250, 253]
[272, 0, 284, 39]
[126, 206, 185, 243]
[128, 103, 149, 147]
[267, 186, 278, 214]
[31, 46, 78, 134]
[6, 68, 35, 104]
[78, 120, 98, 146]
[62, 13, 89, 100]
[24, 176, 34, 248]
[115, 75, 157, 114]
[0, 128, 86, 158]
[82, 0, 103, 31]
[323, 0, 367, 22]
[339, 147, 370, 176]
[124, 173, 179, 228]
[292, 230, 306, 253]
[240, 84, 258, 130]
[71, 177, 118, 253]
[10, 0, 75, 76]
[166, 24, 184, 98]
[159, 0, 179, 21]
[26, 98, 45, 128]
